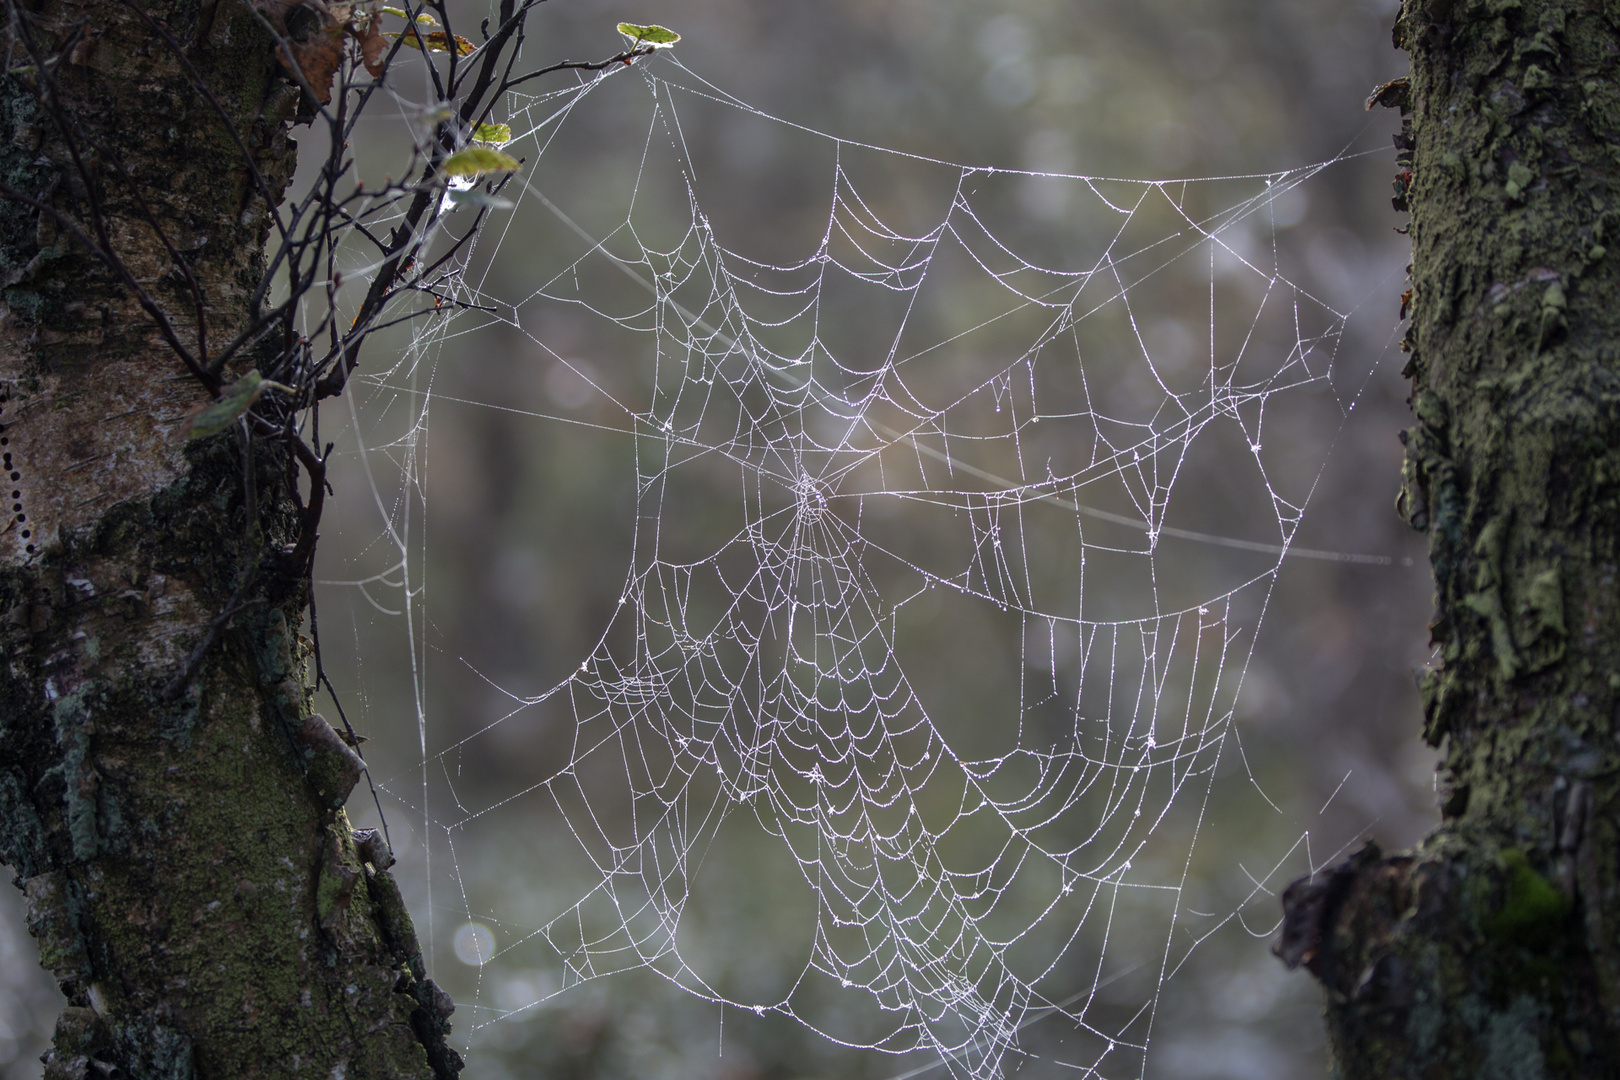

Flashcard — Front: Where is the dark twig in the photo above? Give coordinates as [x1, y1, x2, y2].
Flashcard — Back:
[311, 187, 436, 399]
[418, 202, 496, 278]
[496, 48, 656, 95]
[10, 12, 109, 238]
[411, 287, 497, 314]
[453, 0, 540, 125]
[287, 436, 330, 575]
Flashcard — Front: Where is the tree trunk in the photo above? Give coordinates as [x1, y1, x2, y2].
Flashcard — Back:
[1275, 0, 1620, 1075]
[0, 0, 460, 1076]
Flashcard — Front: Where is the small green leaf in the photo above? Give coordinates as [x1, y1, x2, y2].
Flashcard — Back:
[441, 146, 520, 179]
[616, 22, 680, 47]
[381, 6, 438, 24]
[472, 122, 512, 146]
[184, 371, 293, 440]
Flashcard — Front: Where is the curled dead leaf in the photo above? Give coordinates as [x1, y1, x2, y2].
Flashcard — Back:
[360, 13, 387, 77]
[257, 0, 391, 102]
[1365, 76, 1410, 112]
[276, 28, 344, 103]
[254, 0, 342, 103]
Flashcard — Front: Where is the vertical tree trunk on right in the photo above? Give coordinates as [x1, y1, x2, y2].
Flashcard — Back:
[1275, 0, 1620, 1075]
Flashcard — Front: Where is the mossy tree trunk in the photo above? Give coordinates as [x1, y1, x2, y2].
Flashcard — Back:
[1274, 0, 1620, 1075]
[0, 0, 460, 1076]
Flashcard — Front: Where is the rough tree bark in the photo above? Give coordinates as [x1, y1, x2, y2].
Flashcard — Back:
[1274, 0, 1620, 1076]
[0, 0, 460, 1076]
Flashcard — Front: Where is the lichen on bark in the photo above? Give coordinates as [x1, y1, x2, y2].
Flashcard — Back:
[1275, 0, 1620, 1075]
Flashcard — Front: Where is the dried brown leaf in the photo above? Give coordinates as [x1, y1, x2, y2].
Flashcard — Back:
[256, 0, 344, 103]
[277, 26, 344, 104]
[1365, 76, 1410, 112]
[359, 13, 387, 77]
[389, 27, 476, 56]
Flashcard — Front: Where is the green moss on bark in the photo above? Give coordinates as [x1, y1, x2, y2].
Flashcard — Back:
[1488, 848, 1572, 949]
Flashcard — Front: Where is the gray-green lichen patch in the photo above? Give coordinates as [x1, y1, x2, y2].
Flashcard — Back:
[48, 685, 100, 862]
[1482, 995, 1551, 1080]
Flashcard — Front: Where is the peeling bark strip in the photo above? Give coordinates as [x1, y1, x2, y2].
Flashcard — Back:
[0, 0, 457, 1076]
[1275, 0, 1620, 1075]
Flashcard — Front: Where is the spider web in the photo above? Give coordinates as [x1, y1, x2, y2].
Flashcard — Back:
[318, 51, 1399, 1080]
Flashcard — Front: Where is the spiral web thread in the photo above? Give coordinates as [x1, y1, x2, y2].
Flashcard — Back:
[327, 54, 1390, 1080]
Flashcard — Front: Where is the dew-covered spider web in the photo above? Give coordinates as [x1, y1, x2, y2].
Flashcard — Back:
[317, 48, 1404, 1080]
